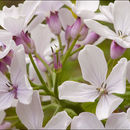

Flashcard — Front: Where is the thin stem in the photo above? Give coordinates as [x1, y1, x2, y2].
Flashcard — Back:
[29, 53, 54, 96]
[62, 36, 79, 65]
[70, 45, 84, 56]
[57, 35, 62, 51]
[5, 116, 18, 120]
[35, 52, 52, 74]
[54, 72, 59, 99]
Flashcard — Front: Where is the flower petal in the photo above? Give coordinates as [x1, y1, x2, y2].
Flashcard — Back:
[10, 45, 26, 85]
[0, 111, 6, 124]
[106, 58, 127, 94]
[96, 94, 123, 120]
[16, 91, 43, 129]
[84, 19, 117, 39]
[78, 45, 107, 86]
[71, 112, 104, 129]
[44, 111, 71, 129]
[58, 81, 99, 102]
[105, 112, 130, 129]
[59, 8, 75, 30]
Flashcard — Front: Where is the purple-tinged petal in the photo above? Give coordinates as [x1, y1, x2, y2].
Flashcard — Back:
[110, 41, 126, 59]
[85, 31, 100, 45]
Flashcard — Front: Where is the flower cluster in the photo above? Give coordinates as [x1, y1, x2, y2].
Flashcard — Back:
[0, 0, 130, 129]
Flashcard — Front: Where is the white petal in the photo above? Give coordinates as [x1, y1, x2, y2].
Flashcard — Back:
[3, 17, 25, 35]
[126, 61, 130, 83]
[76, 1, 99, 12]
[71, 112, 104, 129]
[106, 58, 127, 94]
[113, 1, 130, 35]
[10, 45, 26, 85]
[99, 3, 114, 23]
[127, 108, 130, 122]
[78, 45, 107, 86]
[16, 91, 43, 129]
[96, 94, 123, 120]
[31, 24, 54, 57]
[0, 40, 14, 59]
[0, 30, 12, 42]
[0, 111, 6, 124]
[58, 81, 99, 102]
[0, 92, 14, 111]
[105, 112, 130, 129]
[44, 111, 71, 129]
[84, 19, 117, 39]
[59, 8, 75, 30]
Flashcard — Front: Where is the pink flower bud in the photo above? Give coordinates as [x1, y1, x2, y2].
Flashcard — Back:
[13, 31, 36, 54]
[78, 25, 88, 41]
[65, 25, 72, 43]
[46, 11, 62, 35]
[85, 31, 100, 44]
[110, 41, 126, 59]
[71, 17, 82, 39]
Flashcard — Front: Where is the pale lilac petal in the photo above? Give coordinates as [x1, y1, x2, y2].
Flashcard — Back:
[59, 8, 75, 30]
[127, 108, 130, 122]
[106, 58, 127, 94]
[58, 81, 99, 102]
[113, 1, 130, 35]
[10, 45, 26, 85]
[3, 17, 25, 35]
[16, 91, 43, 129]
[105, 112, 130, 129]
[0, 122, 11, 129]
[0, 111, 6, 124]
[0, 92, 14, 111]
[126, 61, 130, 83]
[44, 111, 71, 129]
[71, 112, 104, 129]
[96, 94, 123, 120]
[78, 45, 107, 86]
[84, 19, 117, 40]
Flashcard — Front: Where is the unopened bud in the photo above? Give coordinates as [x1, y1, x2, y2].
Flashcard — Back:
[46, 11, 62, 35]
[85, 32, 100, 44]
[13, 31, 36, 54]
[110, 41, 126, 59]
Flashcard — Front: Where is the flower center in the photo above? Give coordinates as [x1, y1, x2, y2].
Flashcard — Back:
[6, 82, 18, 99]
[97, 82, 108, 96]
[117, 30, 128, 39]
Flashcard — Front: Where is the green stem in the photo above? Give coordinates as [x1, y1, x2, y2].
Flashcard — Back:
[62, 36, 79, 65]
[70, 45, 84, 56]
[5, 116, 18, 120]
[33, 86, 43, 90]
[29, 53, 54, 96]
[57, 35, 62, 51]
[35, 52, 52, 74]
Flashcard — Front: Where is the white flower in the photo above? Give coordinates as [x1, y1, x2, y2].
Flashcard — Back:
[71, 110, 130, 129]
[16, 91, 71, 129]
[0, 45, 33, 111]
[84, 1, 130, 48]
[0, 1, 40, 35]
[59, 45, 127, 120]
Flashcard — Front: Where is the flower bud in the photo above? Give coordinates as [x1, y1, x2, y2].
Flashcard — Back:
[13, 31, 36, 54]
[78, 25, 88, 41]
[110, 41, 126, 59]
[65, 25, 72, 43]
[71, 17, 82, 39]
[46, 11, 62, 35]
[85, 32, 100, 44]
